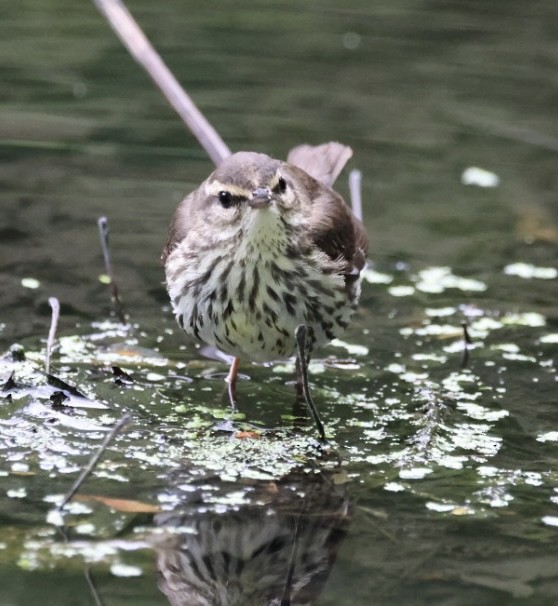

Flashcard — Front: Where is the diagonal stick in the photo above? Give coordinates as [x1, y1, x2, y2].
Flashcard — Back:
[93, 0, 230, 166]
[58, 413, 132, 511]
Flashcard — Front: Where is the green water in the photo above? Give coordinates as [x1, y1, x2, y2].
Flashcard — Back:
[1, 1, 557, 604]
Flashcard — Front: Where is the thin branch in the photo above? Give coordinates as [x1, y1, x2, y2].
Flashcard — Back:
[58, 413, 132, 510]
[93, 0, 231, 166]
[45, 296, 60, 374]
[98, 216, 127, 324]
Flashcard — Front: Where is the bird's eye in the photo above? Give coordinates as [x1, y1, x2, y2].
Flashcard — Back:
[218, 191, 234, 208]
[218, 190, 247, 209]
[273, 177, 287, 195]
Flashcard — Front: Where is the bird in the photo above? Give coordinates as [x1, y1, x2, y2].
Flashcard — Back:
[162, 142, 368, 439]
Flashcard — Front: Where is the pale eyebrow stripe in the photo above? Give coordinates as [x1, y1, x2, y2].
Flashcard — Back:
[206, 180, 251, 197]
[205, 171, 281, 197]
[269, 173, 281, 189]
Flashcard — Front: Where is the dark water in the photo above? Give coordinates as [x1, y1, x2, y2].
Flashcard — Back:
[1, 1, 558, 604]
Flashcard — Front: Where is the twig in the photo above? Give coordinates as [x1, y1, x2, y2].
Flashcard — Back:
[98, 216, 127, 324]
[461, 321, 472, 368]
[58, 413, 132, 510]
[45, 296, 60, 374]
[348, 169, 363, 222]
[47, 374, 87, 398]
[92, 0, 231, 166]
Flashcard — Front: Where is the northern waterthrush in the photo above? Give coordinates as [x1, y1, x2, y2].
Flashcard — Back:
[162, 142, 368, 438]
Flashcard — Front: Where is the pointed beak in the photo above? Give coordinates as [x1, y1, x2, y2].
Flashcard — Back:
[249, 187, 272, 209]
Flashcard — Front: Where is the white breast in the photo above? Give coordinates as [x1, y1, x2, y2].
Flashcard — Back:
[166, 207, 358, 362]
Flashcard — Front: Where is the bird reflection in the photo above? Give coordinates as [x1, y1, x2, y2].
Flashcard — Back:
[153, 467, 351, 606]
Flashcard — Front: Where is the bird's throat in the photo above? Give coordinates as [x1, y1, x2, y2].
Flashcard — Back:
[239, 205, 291, 260]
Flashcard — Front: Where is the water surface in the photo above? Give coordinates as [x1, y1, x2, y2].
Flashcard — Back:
[1, 1, 557, 604]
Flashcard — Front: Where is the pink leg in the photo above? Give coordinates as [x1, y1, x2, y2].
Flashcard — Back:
[226, 357, 240, 407]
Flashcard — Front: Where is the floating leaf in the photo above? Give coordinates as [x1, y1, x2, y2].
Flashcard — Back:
[75, 495, 162, 513]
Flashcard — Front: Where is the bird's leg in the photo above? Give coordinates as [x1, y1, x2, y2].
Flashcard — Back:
[225, 356, 240, 409]
[295, 325, 326, 441]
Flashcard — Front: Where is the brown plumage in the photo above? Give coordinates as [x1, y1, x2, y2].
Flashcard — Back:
[162, 142, 368, 432]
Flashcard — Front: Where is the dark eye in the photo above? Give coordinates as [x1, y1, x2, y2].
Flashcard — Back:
[218, 190, 246, 209]
[218, 191, 233, 208]
[273, 177, 287, 194]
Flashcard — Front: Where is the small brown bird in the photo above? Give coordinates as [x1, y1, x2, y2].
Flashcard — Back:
[162, 142, 368, 438]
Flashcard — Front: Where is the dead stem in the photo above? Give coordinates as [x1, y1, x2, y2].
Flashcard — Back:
[98, 216, 127, 324]
[45, 296, 60, 374]
[461, 321, 472, 369]
[348, 169, 363, 222]
[92, 0, 230, 166]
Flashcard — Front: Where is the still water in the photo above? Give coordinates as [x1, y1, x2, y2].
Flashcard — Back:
[1, 0, 557, 604]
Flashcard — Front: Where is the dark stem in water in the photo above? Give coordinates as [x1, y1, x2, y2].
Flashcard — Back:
[98, 216, 127, 324]
[461, 321, 472, 368]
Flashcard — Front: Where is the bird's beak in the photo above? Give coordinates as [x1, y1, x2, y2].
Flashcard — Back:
[249, 188, 272, 209]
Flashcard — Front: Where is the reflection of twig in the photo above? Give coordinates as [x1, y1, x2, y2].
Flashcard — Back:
[358, 505, 400, 544]
[92, 0, 230, 166]
[446, 105, 558, 153]
[98, 216, 127, 324]
[45, 296, 60, 374]
[348, 169, 363, 222]
[403, 385, 454, 465]
[413, 397, 445, 455]
[384, 546, 440, 597]
[58, 413, 132, 510]
[55, 518, 106, 605]
[280, 512, 302, 605]
[84, 567, 106, 606]
[280, 465, 325, 605]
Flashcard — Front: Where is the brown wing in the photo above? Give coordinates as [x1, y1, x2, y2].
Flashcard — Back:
[288, 164, 368, 276]
[287, 142, 353, 189]
[161, 190, 196, 264]
[309, 188, 368, 275]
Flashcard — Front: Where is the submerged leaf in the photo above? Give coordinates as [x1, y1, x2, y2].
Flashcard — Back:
[75, 494, 161, 513]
